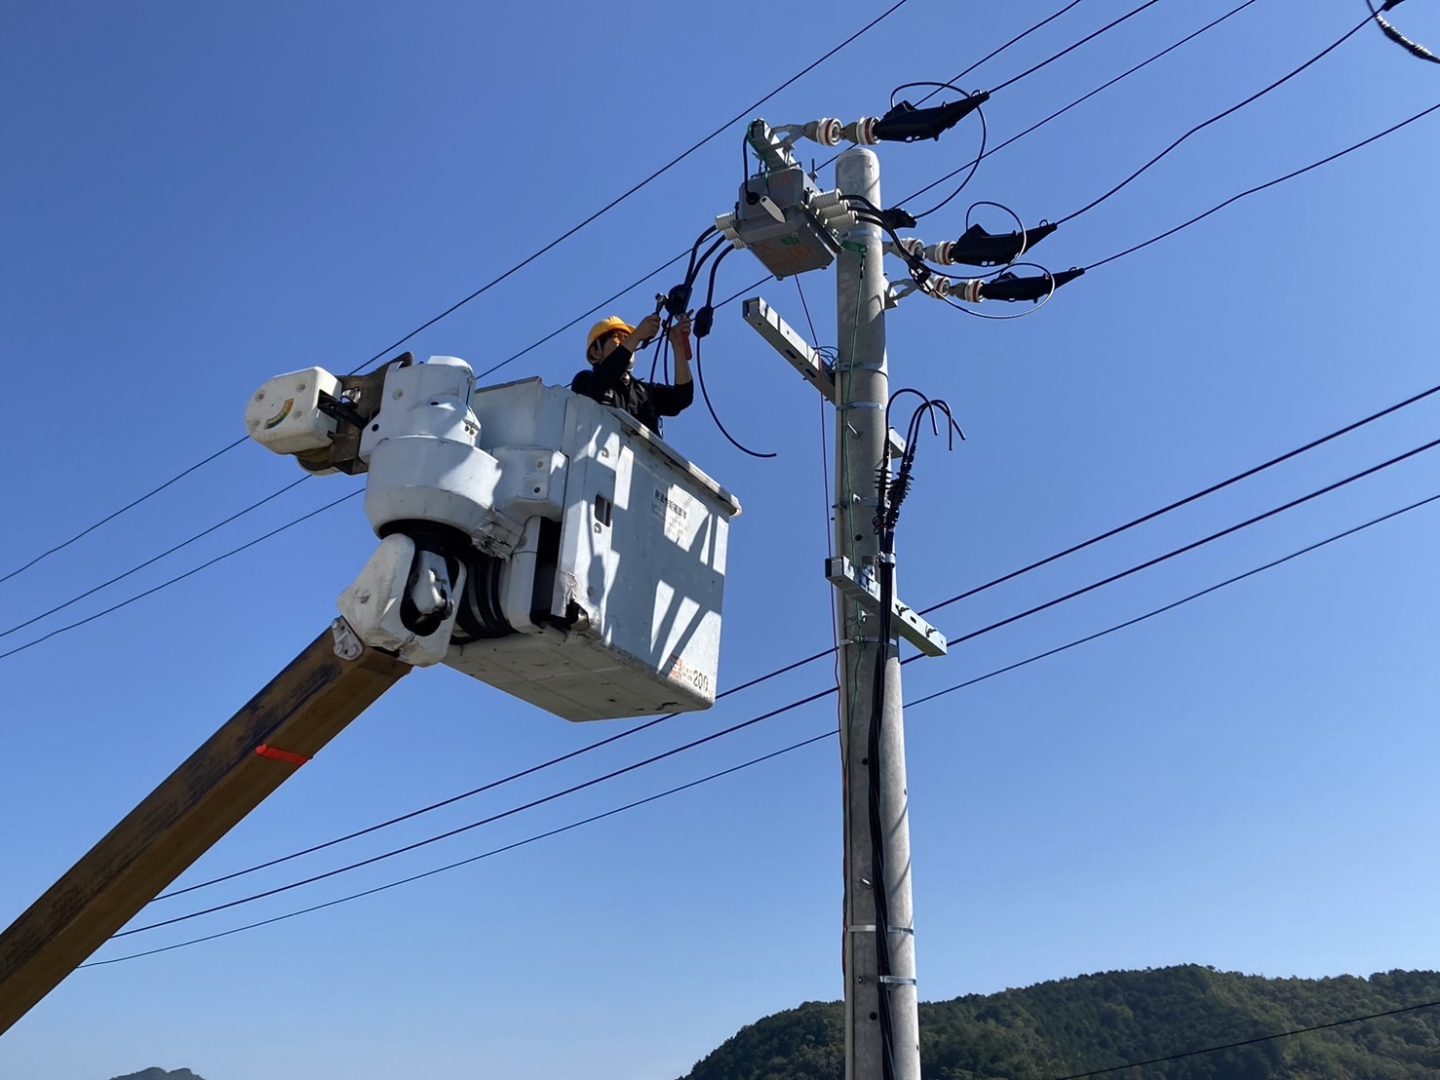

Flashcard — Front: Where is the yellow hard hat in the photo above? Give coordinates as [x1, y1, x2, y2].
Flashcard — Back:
[587, 316, 634, 353]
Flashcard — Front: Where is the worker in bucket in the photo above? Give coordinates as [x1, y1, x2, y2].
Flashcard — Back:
[571, 309, 695, 436]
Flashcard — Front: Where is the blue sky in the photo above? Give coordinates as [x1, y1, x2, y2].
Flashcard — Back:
[3, 2, 1439, 1078]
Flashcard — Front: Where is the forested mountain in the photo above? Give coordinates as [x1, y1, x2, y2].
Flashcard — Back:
[681, 966, 1440, 1079]
[108, 1069, 206, 1080]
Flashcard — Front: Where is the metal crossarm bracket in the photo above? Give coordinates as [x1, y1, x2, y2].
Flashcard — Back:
[743, 297, 907, 460]
[825, 556, 947, 657]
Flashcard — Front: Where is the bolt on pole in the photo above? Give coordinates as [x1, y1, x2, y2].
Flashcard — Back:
[834, 146, 921, 1080]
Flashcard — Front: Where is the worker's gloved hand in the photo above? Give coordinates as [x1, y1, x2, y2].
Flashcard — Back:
[669, 311, 693, 361]
[630, 313, 663, 348]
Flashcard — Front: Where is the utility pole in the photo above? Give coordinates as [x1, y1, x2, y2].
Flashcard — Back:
[736, 121, 948, 1080]
[834, 147, 920, 1080]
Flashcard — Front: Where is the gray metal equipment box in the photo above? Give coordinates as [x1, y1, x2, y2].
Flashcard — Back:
[736, 165, 840, 279]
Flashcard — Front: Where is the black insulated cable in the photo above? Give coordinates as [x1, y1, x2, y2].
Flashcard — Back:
[1046, 996, 1440, 1079]
[989, 0, 1164, 93]
[110, 485, 1440, 959]
[0, 477, 309, 641]
[909, 490, 1440, 711]
[1085, 99, 1440, 271]
[121, 434, 1440, 940]
[1055, 11, 1375, 226]
[929, 0, 1089, 97]
[156, 640, 837, 900]
[2, 0, 916, 589]
[902, 0, 1266, 216]
[0, 491, 361, 663]
[930, 435, 1440, 650]
[86, 729, 840, 968]
[115, 686, 840, 938]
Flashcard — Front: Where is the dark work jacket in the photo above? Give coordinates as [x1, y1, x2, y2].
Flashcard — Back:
[570, 344, 694, 436]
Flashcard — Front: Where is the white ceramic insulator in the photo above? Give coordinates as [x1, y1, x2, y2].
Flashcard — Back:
[809, 190, 846, 211]
[925, 241, 955, 266]
[957, 278, 984, 303]
[804, 118, 842, 147]
[841, 117, 879, 145]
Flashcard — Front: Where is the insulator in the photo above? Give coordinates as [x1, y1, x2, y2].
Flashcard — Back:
[840, 117, 879, 145]
[922, 276, 952, 300]
[804, 118, 842, 147]
[809, 190, 847, 211]
[714, 212, 741, 246]
[925, 241, 955, 266]
[955, 278, 984, 304]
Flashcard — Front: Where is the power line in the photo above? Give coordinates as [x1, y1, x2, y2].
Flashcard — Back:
[154, 643, 835, 900]
[819, 0, 1153, 175]
[923, 435, 1440, 649]
[87, 484, 1440, 965]
[150, 394, 1440, 897]
[0, 491, 360, 663]
[904, 0, 1265, 215]
[115, 687, 838, 937]
[1054, 11, 1373, 225]
[0, 477, 310, 642]
[1044, 997, 1440, 1079]
[1085, 98, 1440, 270]
[0, 439, 249, 588]
[914, 386, 1440, 619]
[989, 0, 1163, 94]
[122, 435, 1438, 935]
[83, 729, 838, 968]
[908, 490, 1440, 708]
[933, 0, 1088, 96]
[0, 0, 915, 589]
[0, 0, 1290, 604]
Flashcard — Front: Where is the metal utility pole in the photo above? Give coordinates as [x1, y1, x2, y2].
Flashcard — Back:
[737, 123, 946, 1080]
[834, 147, 920, 1080]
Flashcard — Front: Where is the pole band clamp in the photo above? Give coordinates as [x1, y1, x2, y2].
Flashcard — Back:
[878, 976, 917, 986]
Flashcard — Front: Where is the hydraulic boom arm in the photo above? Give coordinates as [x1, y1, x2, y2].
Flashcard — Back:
[0, 621, 410, 1034]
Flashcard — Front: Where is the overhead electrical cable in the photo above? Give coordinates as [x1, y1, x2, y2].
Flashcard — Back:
[86, 485, 1440, 964]
[932, 0, 1089, 94]
[1044, 997, 1440, 1079]
[115, 687, 839, 937]
[0, 0, 915, 588]
[0, 492, 361, 663]
[817, 0, 1163, 174]
[1054, 11, 1375, 225]
[909, 490, 1440, 708]
[83, 730, 838, 968]
[918, 435, 1440, 647]
[121, 436, 1439, 935]
[0, 477, 310, 641]
[904, 0, 1264, 216]
[989, 0, 1163, 94]
[155, 643, 836, 899]
[913, 386, 1440, 619]
[6, 372, 1435, 679]
[0, 0, 1274, 603]
[1085, 98, 1440, 270]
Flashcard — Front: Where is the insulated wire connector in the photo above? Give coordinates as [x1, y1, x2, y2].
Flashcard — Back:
[1368, 0, 1439, 63]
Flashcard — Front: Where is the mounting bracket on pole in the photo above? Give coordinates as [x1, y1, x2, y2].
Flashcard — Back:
[742, 296, 907, 460]
[825, 555, 947, 657]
